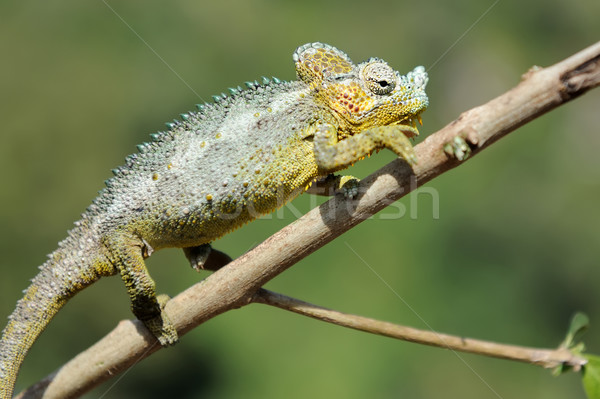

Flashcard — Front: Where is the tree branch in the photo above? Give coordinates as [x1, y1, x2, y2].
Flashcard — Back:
[17, 40, 600, 399]
[253, 289, 587, 370]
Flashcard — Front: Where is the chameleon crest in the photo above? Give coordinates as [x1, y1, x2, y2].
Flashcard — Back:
[0, 43, 428, 397]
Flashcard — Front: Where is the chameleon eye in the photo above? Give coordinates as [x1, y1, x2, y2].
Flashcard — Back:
[362, 61, 396, 95]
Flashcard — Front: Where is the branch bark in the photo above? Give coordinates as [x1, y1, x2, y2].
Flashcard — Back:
[253, 289, 586, 370]
[16, 41, 600, 399]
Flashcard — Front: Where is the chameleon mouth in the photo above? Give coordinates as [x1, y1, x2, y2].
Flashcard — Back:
[392, 112, 423, 138]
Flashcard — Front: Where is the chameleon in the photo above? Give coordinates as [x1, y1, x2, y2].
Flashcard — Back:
[0, 42, 428, 397]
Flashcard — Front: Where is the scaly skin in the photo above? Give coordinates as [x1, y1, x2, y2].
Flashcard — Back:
[0, 42, 428, 397]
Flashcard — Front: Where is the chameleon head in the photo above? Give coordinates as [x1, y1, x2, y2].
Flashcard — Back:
[294, 42, 429, 137]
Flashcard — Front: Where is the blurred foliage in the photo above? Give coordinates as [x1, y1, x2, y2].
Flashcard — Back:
[584, 355, 600, 399]
[0, 0, 599, 398]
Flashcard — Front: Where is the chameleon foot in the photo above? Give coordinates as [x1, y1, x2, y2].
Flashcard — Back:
[143, 294, 178, 346]
[183, 244, 232, 272]
[338, 175, 360, 199]
[307, 174, 360, 198]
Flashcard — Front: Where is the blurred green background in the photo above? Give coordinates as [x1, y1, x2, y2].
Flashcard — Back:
[1, 0, 599, 398]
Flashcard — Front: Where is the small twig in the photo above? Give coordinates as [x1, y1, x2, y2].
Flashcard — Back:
[16, 41, 600, 399]
[253, 289, 587, 370]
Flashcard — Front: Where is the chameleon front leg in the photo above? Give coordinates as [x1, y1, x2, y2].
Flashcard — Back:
[103, 233, 178, 346]
[183, 244, 233, 272]
[314, 123, 418, 172]
[310, 123, 418, 198]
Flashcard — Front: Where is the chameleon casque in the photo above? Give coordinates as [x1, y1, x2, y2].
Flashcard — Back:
[0, 42, 428, 396]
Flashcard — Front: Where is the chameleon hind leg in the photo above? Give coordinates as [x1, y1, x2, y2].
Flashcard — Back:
[183, 244, 233, 272]
[104, 232, 178, 346]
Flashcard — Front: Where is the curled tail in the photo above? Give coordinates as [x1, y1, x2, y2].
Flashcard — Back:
[0, 233, 114, 398]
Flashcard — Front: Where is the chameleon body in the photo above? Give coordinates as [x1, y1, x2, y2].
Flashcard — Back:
[0, 42, 428, 396]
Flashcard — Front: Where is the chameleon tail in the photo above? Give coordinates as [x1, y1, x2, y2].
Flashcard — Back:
[0, 236, 114, 398]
